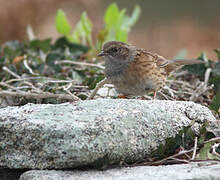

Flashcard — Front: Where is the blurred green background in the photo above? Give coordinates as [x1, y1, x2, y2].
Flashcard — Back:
[1, 0, 220, 58]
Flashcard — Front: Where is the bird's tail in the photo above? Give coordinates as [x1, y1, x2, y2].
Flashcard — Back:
[168, 59, 205, 65]
[161, 59, 205, 75]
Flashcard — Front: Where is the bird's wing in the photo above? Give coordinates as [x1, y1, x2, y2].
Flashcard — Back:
[136, 49, 204, 75]
[135, 49, 161, 63]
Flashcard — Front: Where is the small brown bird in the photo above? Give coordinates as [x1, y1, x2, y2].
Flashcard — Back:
[88, 41, 203, 99]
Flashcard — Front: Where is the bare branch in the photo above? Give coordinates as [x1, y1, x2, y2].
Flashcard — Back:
[0, 82, 18, 90]
[0, 82, 30, 91]
[129, 148, 196, 166]
[63, 83, 81, 101]
[170, 157, 190, 163]
[212, 143, 220, 158]
[0, 90, 79, 101]
[6, 77, 50, 83]
[191, 137, 198, 160]
[3, 66, 21, 79]
[204, 68, 212, 85]
[189, 67, 213, 101]
[23, 59, 39, 75]
[87, 78, 109, 100]
[205, 137, 220, 144]
[55, 60, 105, 70]
[158, 91, 175, 100]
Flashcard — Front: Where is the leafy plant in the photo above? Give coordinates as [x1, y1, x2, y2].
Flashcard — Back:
[0, 37, 89, 83]
[102, 3, 141, 43]
[196, 122, 218, 160]
[72, 12, 93, 47]
[150, 121, 217, 164]
[182, 52, 210, 77]
[153, 126, 195, 159]
[56, 10, 72, 39]
[55, 3, 141, 52]
[215, 49, 220, 60]
[56, 10, 92, 47]
[182, 51, 220, 113]
[196, 142, 217, 160]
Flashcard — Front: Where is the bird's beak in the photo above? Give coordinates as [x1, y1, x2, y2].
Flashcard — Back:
[97, 51, 106, 57]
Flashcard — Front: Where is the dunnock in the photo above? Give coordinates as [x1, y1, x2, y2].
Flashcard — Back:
[88, 41, 203, 99]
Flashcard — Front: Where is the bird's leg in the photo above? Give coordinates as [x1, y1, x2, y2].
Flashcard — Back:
[153, 91, 157, 99]
[87, 78, 108, 100]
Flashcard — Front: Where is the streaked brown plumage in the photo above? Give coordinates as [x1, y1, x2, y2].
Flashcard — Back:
[97, 41, 203, 98]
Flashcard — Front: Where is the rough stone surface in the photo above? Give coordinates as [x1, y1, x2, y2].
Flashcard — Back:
[19, 162, 220, 180]
[0, 99, 217, 169]
[97, 86, 118, 97]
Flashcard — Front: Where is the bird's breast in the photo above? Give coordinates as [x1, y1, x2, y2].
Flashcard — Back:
[104, 57, 167, 95]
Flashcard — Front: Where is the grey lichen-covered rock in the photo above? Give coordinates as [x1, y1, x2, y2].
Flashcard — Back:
[19, 162, 220, 180]
[0, 99, 217, 169]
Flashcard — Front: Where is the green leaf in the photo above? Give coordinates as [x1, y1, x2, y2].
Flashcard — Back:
[78, 94, 88, 100]
[53, 37, 89, 54]
[196, 142, 218, 160]
[181, 52, 208, 77]
[71, 12, 93, 47]
[209, 93, 220, 112]
[29, 39, 51, 53]
[72, 22, 82, 43]
[104, 4, 125, 42]
[116, 29, 127, 42]
[198, 135, 205, 145]
[103, 3, 141, 43]
[46, 51, 63, 73]
[122, 5, 141, 32]
[104, 3, 120, 29]
[85, 75, 105, 90]
[199, 52, 208, 62]
[209, 68, 220, 93]
[81, 12, 92, 36]
[209, 76, 220, 93]
[71, 70, 84, 83]
[56, 9, 71, 36]
[117, 9, 126, 28]
[81, 12, 93, 47]
[214, 49, 220, 60]
[3, 40, 24, 61]
[212, 62, 220, 76]
[105, 29, 116, 42]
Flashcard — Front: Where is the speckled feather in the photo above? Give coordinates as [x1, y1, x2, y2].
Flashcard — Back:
[99, 41, 203, 96]
[123, 48, 167, 95]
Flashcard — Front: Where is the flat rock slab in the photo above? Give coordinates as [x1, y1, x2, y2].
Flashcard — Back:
[19, 162, 220, 180]
[0, 100, 217, 169]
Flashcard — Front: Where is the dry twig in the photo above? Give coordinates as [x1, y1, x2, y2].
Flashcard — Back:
[0, 90, 79, 101]
[3, 66, 21, 79]
[62, 83, 81, 101]
[189, 68, 212, 101]
[128, 148, 197, 167]
[205, 137, 220, 144]
[191, 137, 198, 160]
[23, 58, 39, 75]
[212, 143, 220, 158]
[87, 78, 109, 100]
[55, 60, 105, 70]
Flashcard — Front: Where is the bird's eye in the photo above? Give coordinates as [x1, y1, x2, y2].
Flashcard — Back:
[111, 47, 118, 53]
